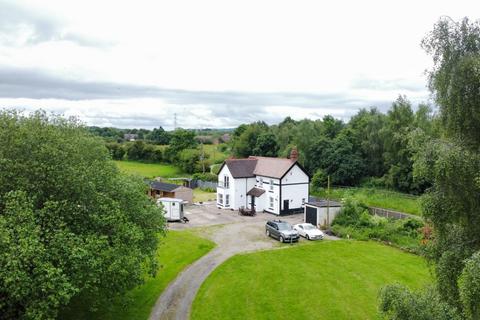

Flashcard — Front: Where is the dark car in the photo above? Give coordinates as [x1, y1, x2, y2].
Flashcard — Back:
[266, 220, 300, 243]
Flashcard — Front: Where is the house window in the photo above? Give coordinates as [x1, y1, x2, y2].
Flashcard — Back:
[302, 198, 306, 205]
[218, 193, 223, 205]
[225, 194, 230, 206]
[224, 176, 230, 188]
[269, 197, 274, 209]
[270, 179, 274, 191]
[259, 177, 263, 187]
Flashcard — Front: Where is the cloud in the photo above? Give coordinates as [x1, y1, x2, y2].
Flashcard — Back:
[0, 65, 432, 129]
[0, 1, 111, 48]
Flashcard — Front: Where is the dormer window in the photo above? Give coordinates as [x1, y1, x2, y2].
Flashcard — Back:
[259, 177, 263, 187]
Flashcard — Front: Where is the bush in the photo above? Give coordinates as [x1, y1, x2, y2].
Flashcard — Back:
[311, 169, 328, 191]
[332, 198, 369, 226]
[331, 197, 423, 252]
[106, 142, 126, 160]
[192, 172, 218, 182]
[379, 284, 461, 320]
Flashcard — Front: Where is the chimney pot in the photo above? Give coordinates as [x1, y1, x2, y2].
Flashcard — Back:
[290, 147, 298, 162]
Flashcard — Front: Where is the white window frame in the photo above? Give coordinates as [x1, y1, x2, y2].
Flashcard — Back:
[218, 193, 223, 205]
[225, 194, 230, 207]
[269, 196, 274, 209]
[270, 179, 274, 191]
[259, 177, 263, 187]
[224, 175, 229, 189]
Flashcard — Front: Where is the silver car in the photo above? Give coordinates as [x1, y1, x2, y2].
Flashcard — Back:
[266, 220, 300, 243]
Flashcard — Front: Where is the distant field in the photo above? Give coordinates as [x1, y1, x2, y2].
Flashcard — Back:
[114, 160, 186, 178]
[313, 187, 421, 216]
[192, 241, 431, 320]
[202, 144, 230, 164]
[63, 230, 215, 320]
[153, 143, 229, 165]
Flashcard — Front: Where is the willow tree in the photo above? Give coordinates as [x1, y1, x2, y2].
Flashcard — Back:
[380, 17, 480, 320]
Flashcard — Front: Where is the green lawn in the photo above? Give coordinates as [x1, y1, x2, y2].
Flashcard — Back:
[314, 187, 421, 216]
[114, 160, 186, 178]
[193, 189, 217, 203]
[192, 241, 431, 320]
[63, 230, 215, 320]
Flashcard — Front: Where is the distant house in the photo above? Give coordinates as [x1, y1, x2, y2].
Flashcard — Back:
[216, 148, 310, 215]
[220, 133, 231, 143]
[148, 181, 193, 204]
[124, 133, 138, 141]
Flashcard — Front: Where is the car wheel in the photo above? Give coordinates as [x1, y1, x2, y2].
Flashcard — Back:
[279, 236, 284, 243]
[266, 230, 270, 237]
[306, 234, 310, 241]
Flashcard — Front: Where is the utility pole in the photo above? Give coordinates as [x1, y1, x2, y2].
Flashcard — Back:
[327, 175, 331, 227]
[200, 142, 205, 173]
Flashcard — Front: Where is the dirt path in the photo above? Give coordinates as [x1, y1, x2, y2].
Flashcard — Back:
[148, 222, 276, 320]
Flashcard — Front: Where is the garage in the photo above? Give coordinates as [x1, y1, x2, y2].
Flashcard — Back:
[304, 200, 342, 228]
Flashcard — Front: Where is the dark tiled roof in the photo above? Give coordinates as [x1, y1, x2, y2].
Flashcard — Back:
[224, 159, 258, 178]
[149, 181, 181, 192]
[307, 200, 342, 208]
[247, 187, 266, 197]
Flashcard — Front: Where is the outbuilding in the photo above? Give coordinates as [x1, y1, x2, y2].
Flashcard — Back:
[148, 181, 193, 204]
[304, 200, 342, 227]
[157, 197, 185, 221]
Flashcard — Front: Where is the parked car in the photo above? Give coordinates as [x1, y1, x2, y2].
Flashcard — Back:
[293, 223, 324, 240]
[266, 220, 300, 243]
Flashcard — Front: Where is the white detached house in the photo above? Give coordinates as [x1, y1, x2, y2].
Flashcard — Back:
[216, 149, 310, 215]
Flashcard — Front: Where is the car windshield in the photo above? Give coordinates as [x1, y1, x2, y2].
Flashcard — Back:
[304, 225, 315, 230]
[277, 223, 292, 231]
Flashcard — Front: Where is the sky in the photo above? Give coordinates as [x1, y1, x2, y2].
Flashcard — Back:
[0, 0, 478, 129]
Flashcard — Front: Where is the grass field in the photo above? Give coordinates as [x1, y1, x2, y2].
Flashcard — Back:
[313, 187, 421, 215]
[193, 189, 217, 203]
[192, 241, 430, 320]
[63, 230, 215, 320]
[115, 160, 186, 178]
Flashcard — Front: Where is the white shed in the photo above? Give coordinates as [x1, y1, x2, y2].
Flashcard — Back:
[157, 197, 186, 221]
[304, 200, 342, 227]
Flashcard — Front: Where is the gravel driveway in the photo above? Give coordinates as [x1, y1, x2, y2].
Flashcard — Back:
[149, 203, 338, 320]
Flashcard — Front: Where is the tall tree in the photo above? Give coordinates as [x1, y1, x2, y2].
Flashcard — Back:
[0, 110, 164, 319]
[380, 17, 480, 319]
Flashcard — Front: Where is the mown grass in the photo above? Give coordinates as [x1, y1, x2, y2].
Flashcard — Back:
[114, 160, 186, 178]
[193, 189, 217, 203]
[63, 230, 215, 320]
[313, 187, 421, 215]
[192, 241, 431, 320]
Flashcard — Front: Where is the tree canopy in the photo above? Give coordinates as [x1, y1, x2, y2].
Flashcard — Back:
[380, 17, 480, 320]
[0, 110, 165, 319]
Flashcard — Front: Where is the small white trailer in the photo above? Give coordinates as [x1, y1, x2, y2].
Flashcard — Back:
[157, 197, 185, 222]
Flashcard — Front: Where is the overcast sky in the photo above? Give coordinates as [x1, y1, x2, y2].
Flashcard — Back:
[0, 0, 478, 129]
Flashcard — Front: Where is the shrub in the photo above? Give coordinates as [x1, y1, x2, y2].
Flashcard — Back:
[106, 142, 126, 160]
[332, 198, 369, 226]
[192, 172, 218, 182]
[311, 169, 328, 191]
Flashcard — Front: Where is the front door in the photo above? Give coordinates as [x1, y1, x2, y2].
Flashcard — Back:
[250, 196, 255, 210]
[283, 199, 289, 213]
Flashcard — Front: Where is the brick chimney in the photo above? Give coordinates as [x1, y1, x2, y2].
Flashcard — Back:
[289, 147, 298, 162]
